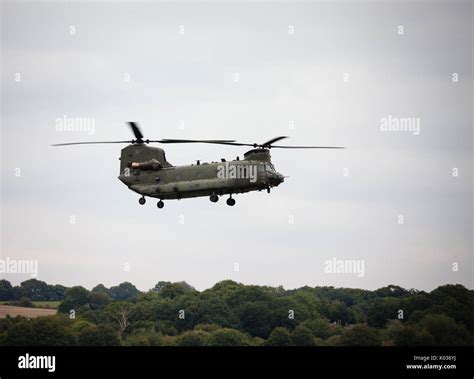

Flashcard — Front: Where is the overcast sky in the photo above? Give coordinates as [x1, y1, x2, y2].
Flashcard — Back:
[1, 0, 472, 292]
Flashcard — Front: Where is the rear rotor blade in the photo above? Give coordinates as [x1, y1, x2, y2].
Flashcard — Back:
[270, 145, 346, 149]
[128, 122, 144, 140]
[160, 141, 256, 147]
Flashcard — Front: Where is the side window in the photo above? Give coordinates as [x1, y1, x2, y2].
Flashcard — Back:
[176, 174, 182, 181]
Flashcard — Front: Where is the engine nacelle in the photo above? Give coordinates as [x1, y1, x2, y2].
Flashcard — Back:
[129, 158, 162, 171]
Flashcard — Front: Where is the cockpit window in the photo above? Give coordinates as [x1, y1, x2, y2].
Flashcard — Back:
[265, 164, 275, 172]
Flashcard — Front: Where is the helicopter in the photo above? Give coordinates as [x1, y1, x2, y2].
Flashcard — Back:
[53, 122, 344, 209]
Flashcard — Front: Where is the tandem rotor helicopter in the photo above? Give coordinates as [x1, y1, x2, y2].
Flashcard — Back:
[53, 122, 344, 209]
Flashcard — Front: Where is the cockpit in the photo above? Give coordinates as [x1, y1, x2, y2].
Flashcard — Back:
[259, 163, 276, 173]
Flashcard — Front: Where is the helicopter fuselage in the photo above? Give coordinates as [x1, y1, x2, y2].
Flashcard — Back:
[117, 144, 284, 203]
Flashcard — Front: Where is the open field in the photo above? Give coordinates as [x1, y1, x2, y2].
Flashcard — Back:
[0, 305, 57, 318]
[0, 301, 60, 309]
[32, 301, 60, 309]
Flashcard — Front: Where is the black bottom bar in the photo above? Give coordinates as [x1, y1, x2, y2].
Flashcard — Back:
[0, 346, 472, 376]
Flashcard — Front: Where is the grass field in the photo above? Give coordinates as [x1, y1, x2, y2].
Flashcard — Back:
[32, 301, 61, 309]
[0, 305, 57, 318]
[0, 301, 60, 309]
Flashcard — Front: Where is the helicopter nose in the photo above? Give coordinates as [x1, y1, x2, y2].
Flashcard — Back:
[267, 173, 284, 186]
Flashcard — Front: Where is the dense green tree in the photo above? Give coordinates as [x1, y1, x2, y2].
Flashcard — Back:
[58, 286, 90, 313]
[265, 327, 291, 346]
[418, 314, 472, 345]
[0, 280, 14, 300]
[2, 318, 34, 346]
[3, 316, 75, 346]
[2, 280, 473, 347]
[226, 285, 274, 308]
[9, 297, 34, 308]
[367, 298, 401, 328]
[152, 281, 172, 293]
[324, 300, 357, 325]
[70, 319, 96, 335]
[400, 292, 432, 321]
[6, 281, 66, 302]
[428, 285, 474, 333]
[89, 292, 111, 310]
[176, 330, 210, 346]
[19, 279, 50, 301]
[387, 320, 434, 346]
[193, 296, 237, 329]
[270, 297, 311, 329]
[154, 320, 178, 336]
[12, 286, 26, 300]
[375, 285, 409, 298]
[91, 284, 109, 296]
[209, 280, 241, 293]
[282, 293, 320, 325]
[158, 282, 196, 300]
[291, 325, 315, 346]
[105, 302, 134, 338]
[123, 327, 163, 346]
[109, 282, 140, 301]
[339, 325, 382, 346]
[238, 301, 275, 338]
[208, 328, 250, 346]
[65, 286, 90, 306]
[132, 297, 161, 321]
[77, 324, 120, 346]
[153, 299, 179, 323]
[49, 285, 67, 301]
[301, 319, 338, 339]
[194, 323, 222, 333]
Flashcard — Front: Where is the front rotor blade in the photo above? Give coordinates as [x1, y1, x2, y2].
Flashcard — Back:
[261, 136, 289, 147]
[52, 141, 132, 146]
[128, 122, 144, 140]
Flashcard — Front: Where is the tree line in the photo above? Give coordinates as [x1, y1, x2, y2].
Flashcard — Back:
[0, 279, 473, 346]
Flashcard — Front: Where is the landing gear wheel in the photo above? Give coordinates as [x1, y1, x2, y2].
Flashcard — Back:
[139, 197, 146, 205]
[157, 200, 164, 209]
[226, 197, 236, 206]
[210, 194, 219, 203]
